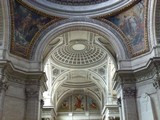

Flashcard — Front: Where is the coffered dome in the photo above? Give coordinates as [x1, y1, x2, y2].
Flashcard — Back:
[51, 39, 107, 68]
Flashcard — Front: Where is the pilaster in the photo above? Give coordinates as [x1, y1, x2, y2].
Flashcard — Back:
[0, 61, 47, 120]
[113, 71, 138, 120]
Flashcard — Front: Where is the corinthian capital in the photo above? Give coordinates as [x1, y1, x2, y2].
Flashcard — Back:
[25, 88, 39, 98]
[0, 81, 8, 93]
[123, 87, 136, 98]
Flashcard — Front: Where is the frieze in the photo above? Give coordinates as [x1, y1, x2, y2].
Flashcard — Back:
[135, 67, 156, 82]
[136, 60, 160, 82]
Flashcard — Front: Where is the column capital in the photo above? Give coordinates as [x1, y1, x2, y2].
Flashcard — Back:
[123, 87, 136, 98]
[0, 81, 8, 93]
[25, 87, 39, 98]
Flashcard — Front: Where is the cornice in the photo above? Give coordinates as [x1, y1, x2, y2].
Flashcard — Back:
[113, 57, 160, 84]
[0, 60, 47, 91]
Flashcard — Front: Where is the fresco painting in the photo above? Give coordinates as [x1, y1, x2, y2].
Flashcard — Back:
[88, 97, 99, 111]
[58, 94, 99, 112]
[13, 0, 52, 46]
[108, 1, 145, 54]
[73, 94, 85, 112]
[58, 97, 70, 112]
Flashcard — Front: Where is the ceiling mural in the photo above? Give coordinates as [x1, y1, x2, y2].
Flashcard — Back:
[98, 0, 149, 57]
[10, 0, 62, 59]
[46, 0, 109, 5]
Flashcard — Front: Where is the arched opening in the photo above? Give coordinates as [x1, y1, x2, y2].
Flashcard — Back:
[42, 30, 120, 120]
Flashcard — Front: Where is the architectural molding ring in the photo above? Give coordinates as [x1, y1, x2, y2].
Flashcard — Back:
[22, 0, 139, 17]
[32, 18, 130, 64]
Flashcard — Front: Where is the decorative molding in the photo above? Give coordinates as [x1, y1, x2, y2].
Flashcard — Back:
[25, 88, 39, 98]
[123, 87, 136, 98]
[153, 75, 160, 90]
[0, 81, 8, 93]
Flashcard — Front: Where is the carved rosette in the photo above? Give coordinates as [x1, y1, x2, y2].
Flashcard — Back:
[0, 81, 8, 93]
[25, 88, 39, 98]
[123, 87, 136, 98]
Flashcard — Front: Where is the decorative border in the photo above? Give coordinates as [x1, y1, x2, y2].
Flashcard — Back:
[10, 0, 63, 59]
[95, 0, 149, 57]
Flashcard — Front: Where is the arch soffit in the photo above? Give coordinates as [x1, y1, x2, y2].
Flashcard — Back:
[32, 18, 130, 64]
[51, 70, 107, 101]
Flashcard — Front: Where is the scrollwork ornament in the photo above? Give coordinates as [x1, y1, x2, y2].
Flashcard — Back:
[123, 87, 136, 98]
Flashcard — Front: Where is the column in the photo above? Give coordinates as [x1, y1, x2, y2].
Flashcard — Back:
[113, 72, 138, 120]
[25, 86, 40, 120]
[121, 86, 138, 120]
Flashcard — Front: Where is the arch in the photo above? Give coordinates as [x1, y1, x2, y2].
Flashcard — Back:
[32, 18, 130, 69]
[56, 90, 102, 112]
[50, 69, 107, 104]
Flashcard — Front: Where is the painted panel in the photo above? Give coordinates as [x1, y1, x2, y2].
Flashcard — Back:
[58, 94, 99, 113]
[10, 0, 60, 59]
[107, 0, 149, 56]
[73, 94, 85, 112]
[88, 97, 99, 112]
[58, 97, 70, 112]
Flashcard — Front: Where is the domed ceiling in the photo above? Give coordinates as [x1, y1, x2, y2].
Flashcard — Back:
[51, 40, 107, 68]
[22, 0, 139, 17]
[49, 31, 111, 69]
